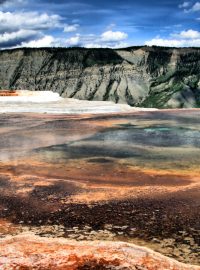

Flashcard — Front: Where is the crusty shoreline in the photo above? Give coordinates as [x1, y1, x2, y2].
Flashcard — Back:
[1, 234, 200, 270]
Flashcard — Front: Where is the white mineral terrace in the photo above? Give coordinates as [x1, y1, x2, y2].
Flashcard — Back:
[0, 90, 157, 114]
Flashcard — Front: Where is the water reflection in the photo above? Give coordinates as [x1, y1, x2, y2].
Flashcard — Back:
[34, 110, 200, 171]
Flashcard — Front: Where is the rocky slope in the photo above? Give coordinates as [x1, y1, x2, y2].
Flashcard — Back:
[0, 46, 200, 108]
[1, 234, 200, 270]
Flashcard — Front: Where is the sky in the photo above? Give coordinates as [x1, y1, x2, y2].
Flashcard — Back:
[0, 0, 200, 49]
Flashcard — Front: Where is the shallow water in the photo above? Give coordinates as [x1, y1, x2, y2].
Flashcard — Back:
[35, 110, 200, 172]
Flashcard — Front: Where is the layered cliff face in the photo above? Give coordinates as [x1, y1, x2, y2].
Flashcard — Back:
[0, 46, 200, 108]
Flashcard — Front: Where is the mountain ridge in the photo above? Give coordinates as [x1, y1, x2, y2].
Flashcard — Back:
[1, 46, 200, 108]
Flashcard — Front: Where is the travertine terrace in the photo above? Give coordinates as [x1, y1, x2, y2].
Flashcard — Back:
[1, 235, 199, 270]
[0, 90, 145, 114]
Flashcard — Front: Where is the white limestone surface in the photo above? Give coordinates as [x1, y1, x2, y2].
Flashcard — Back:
[0, 90, 157, 114]
[0, 90, 62, 103]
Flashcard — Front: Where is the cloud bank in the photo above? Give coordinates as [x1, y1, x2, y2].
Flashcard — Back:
[0, 0, 200, 49]
[145, 29, 200, 47]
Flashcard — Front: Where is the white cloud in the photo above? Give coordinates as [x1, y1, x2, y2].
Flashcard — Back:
[190, 1, 200, 11]
[0, 29, 38, 46]
[84, 43, 102, 48]
[183, 1, 200, 12]
[85, 41, 129, 49]
[146, 38, 200, 47]
[171, 29, 200, 39]
[0, 0, 26, 9]
[0, 10, 65, 48]
[21, 35, 55, 48]
[64, 24, 79, 33]
[62, 29, 128, 48]
[145, 38, 183, 47]
[101, 30, 128, 42]
[145, 29, 200, 47]
[0, 16, 128, 49]
[65, 34, 80, 46]
[179, 1, 190, 8]
[0, 11, 62, 33]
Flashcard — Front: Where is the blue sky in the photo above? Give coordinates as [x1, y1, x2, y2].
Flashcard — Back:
[0, 0, 200, 48]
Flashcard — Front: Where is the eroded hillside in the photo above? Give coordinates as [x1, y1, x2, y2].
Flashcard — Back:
[0, 46, 200, 108]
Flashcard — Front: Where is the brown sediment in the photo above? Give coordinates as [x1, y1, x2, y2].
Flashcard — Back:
[0, 218, 20, 236]
[0, 158, 200, 264]
[0, 90, 18, 96]
[0, 157, 198, 203]
[0, 111, 200, 266]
